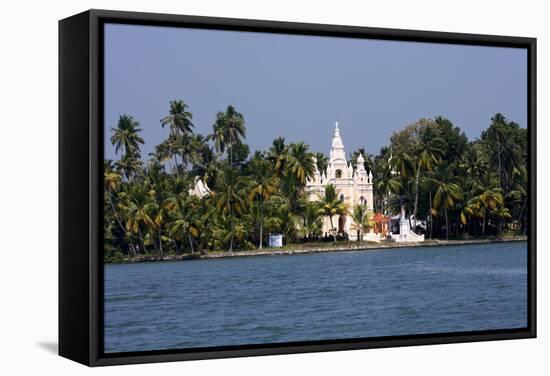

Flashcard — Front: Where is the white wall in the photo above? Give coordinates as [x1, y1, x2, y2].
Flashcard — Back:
[0, 0, 547, 374]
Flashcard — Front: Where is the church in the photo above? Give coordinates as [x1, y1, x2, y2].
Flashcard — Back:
[306, 122, 375, 240]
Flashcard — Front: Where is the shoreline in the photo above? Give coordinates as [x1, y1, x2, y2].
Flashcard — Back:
[109, 236, 528, 264]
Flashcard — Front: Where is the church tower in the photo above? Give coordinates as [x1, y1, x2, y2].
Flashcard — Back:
[305, 122, 375, 240]
[328, 122, 348, 179]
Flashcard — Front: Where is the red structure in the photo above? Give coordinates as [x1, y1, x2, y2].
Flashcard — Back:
[373, 213, 390, 237]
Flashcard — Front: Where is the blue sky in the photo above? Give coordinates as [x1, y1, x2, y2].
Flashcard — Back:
[104, 23, 527, 161]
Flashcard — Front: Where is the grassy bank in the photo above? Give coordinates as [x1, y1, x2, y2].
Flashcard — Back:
[106, 235, 527, 264]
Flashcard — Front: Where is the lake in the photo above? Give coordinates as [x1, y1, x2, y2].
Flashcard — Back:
[104, 241, 527, 353]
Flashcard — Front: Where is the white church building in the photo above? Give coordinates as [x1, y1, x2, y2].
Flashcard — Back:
[306, 122, 375, 240]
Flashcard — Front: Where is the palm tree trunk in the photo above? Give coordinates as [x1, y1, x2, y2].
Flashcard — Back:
[445, 207, 449, 240]
[188, 233, 194, 254]
[413, 163, 421, 229]
[158, 228, 163, 254]
[138, 228, 146, 254]
[107, 194, 136, 255]
[329, 216, 337, 242]
[496, 133, 502, 189]
[482, 210, 487, 236]
[259, 199, 263, 249]
[516, 197, 527, 234]
[173, 155, 179, 173]
[429, 191, 433, 240]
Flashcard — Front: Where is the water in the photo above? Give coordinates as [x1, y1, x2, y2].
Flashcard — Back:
[104, 242, 527, 353]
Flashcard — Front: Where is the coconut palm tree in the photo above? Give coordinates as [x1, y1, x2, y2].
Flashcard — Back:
[215, 168, 247, 251]
[268, 137, 289, 177]
[484, 113, 508, 189]
[192, 144, 219, 187]
[210, 105, 246, 168]
[175, 134, 201, 169]
[166, 195, 201, 253]
[104, 164, 137, 256]
[350, 204, 375, 241]
[160, 100, 194, 171]
[161, 100, 194, 136]
[314, 152, 329, 174]
[121, 184, 156, 253]
[286, 142, 316, 186]
[298, 202, 323, 240]
[467, 171, 504, 235]
[375, 161, 401, 214]
[110, 114, 144, 158]
[412, 137, 443, 228]
[114, 154, 143, 181]
[429, 163, 463, 239]
[248, 161, 279, 249]
[318, 184, 349, 242]
[142, 161, 168, 253]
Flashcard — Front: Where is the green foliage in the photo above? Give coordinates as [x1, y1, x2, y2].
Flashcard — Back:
[104, 101, 528, 261]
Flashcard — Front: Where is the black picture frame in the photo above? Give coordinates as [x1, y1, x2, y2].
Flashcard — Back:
[59, 9, 537, 366]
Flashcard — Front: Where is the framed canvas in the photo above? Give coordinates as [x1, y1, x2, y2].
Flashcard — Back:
[59, 9, 536, 366]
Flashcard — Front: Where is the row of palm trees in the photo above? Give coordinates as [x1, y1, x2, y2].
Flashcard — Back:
[104, 99, 527, 261]
[370, 116, 528, 240]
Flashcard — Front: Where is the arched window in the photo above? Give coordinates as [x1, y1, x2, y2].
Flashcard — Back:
[339, 194, 345, 202]
[335, 169, 342, 178]
[360, 196, 366, 206]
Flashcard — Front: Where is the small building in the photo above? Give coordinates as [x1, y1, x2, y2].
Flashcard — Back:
[268, 234, 283, 248]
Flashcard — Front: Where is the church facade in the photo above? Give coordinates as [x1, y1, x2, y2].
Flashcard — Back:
[306, 123, 374, 240]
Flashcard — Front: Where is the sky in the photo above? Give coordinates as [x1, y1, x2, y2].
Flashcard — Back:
[104, 23, 527, 161]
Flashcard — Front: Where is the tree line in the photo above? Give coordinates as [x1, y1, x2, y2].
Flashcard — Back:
[104, 99, 528, 262]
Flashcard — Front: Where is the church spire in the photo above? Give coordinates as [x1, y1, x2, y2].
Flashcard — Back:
[330, 121, 345, 161]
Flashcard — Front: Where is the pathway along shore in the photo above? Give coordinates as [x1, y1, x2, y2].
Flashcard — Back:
[111, 236, 528, 264]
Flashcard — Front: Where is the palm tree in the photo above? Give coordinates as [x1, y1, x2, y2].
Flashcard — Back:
[160, 100, 194, 171]
[104, 164, 137, 256]
[192, 145, 219, 187]
[318, 184, 349, 242]
[175, 134, 201, 169]
[298, 202, 323, 240]
[144, 161, 168, 254]
[268, 137, 289, 177]
[161, 100, 194, 136]
[485, 113, 507, 189]
[412, 138, 443, 228]
[166, 195, 200, 253]
[215, 168, 247, 251]
[390, 149, 414, 218]
[286, 142, 316, 186]
[314, 152, 329, 174]
[248, 161, 279, 249]
[429, 163, 463, 239]
[210, 105, 246, 168]
[375, 161, 402, 215]
[467, 171, 504, 235]
[350, 204, 375, 241]
[121, 184, 156, 253]
[270, 174, 307, 244]
[110, 115, 144, 158]
[114, 154, 143, 181]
